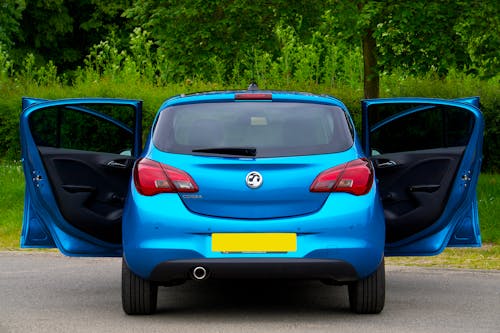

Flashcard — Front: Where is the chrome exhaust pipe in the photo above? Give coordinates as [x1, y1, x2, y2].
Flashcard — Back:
[192, 266, 208, 280]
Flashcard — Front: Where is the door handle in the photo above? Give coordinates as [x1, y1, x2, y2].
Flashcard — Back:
[107, 160, 128, 169]
[376, 160, 397, 168]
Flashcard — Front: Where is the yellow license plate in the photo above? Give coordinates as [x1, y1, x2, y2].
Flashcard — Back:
[212, 233, 297, 252]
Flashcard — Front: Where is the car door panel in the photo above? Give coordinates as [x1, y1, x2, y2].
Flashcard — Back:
[372, 147, 464, 243]
[20, 98, 142, 256]
[362, 98, 483, 256]
[39, 146, 135, 244]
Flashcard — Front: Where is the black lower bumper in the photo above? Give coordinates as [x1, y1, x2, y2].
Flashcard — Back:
[149, 258, 358, 283]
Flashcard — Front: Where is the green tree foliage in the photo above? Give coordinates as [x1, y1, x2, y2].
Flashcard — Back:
[0, 0, 498, 94]
[11, 0, 133, 72]
[13, 0, 74, 67]
[453, 1, 500, 77]
[372, 1, 469, 76]
[0, 0, 25, 48]
[0, 44, 14, 80]
[123, 0, 324, 80]
[327, 0, 499, 96]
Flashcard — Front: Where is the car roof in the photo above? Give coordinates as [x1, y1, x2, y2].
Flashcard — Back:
[158, 90, 348, 111]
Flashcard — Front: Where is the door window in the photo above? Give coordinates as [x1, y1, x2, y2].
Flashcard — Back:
[368, 104, 474, 155]
[29, 104, 135, 155]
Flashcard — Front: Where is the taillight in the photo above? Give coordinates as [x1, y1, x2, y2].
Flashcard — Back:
[310, 158, 373, 195]
[133, 158, 198, 196]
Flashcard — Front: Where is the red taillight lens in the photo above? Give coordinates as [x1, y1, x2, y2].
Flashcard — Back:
[310, 158, 373, 195]
[133, 158, 198, 196]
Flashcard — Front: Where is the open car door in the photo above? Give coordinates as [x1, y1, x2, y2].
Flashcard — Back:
[362, 97, 484, 256]
[20, 98, 142, 256]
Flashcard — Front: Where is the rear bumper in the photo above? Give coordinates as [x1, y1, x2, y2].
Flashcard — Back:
[149, 258, 358, 283]
[123, 183, 385, 281]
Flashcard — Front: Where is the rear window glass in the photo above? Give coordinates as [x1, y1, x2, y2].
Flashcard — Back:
[152, 102, 353, 157]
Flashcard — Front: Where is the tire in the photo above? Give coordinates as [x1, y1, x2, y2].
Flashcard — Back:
[122, 258, 158, 315]
[348, 259, 385, 314]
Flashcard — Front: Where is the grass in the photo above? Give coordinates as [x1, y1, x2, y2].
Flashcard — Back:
[386, 244, 500, 270]
[476, 173, 500, 243]
[0, 163, 498, 269]
[0, 161, 24, 249]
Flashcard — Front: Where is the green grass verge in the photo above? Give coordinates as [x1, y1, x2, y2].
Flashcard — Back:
[386, 244, 500, 270]
[0, 163, 498, 269]
[0, 162, 24, 249]
[477, 173, 500, 243]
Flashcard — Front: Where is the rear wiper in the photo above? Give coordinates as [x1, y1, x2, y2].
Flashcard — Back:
[192, 147, 257, 157]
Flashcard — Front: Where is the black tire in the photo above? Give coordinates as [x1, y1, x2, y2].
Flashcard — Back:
[348, 259, 385, 314]
[122, 258, 158, 315]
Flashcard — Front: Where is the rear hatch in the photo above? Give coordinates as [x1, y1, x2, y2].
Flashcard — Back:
[151, 152, 357, 219]
[151, 96, 356, 219]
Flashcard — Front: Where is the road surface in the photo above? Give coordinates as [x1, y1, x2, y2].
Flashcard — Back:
[0, 251, 498, 333]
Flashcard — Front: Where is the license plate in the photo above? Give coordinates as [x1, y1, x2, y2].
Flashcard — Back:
[212, 233, 297, 253]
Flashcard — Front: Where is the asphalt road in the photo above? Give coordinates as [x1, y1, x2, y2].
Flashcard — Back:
[0, 252, 499, 333]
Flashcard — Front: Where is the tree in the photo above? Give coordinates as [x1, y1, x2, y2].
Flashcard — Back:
[12, 0, 133, 72]
[326, 1, 381, 98]
[0, 0, 25, 48]
[13, 0, 74, 67]
[372, 1, 469, 77]
[124, 0, 324, 80]
[453, 0, 500, 77]
[327, 0, 499, 98]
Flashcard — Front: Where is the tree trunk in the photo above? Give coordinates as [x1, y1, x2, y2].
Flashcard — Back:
[362, 29, 379, 99]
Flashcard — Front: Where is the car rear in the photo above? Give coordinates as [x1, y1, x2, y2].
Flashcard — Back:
[122, 91, 385, 285]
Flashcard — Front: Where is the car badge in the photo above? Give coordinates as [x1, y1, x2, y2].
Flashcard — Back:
[246, 171, 263, 189]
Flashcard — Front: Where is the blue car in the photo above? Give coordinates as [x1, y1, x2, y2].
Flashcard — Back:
[19, 90, 483, 315]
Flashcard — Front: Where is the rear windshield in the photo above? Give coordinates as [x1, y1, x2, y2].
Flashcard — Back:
[152, 102, 353, 157]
